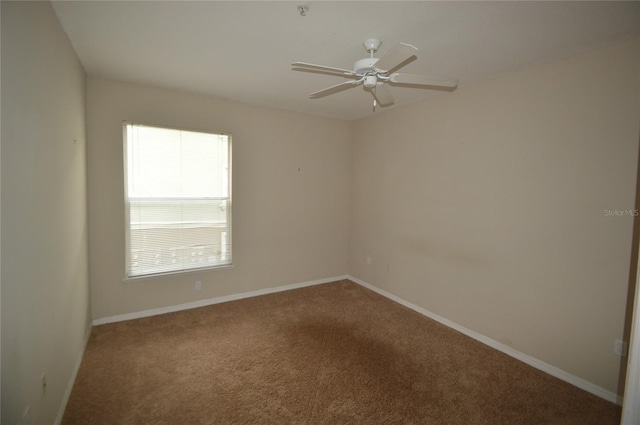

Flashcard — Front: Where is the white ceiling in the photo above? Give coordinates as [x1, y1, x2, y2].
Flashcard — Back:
[51, 1, 640, 121]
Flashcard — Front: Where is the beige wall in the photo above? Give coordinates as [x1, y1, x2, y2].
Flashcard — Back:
[1, 1, 91, 424]
[86, 77, 351, 320]
[350, 38, 640, 394]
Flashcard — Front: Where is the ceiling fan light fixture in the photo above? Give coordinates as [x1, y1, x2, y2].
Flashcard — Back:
[364, 75, 378, 88]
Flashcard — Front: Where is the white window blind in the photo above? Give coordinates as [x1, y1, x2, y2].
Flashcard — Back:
[124, 122, 231, 278]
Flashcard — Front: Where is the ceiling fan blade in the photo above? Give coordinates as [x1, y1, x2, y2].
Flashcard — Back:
[372, 83, 394, 106]
[374, 43, 418, 72]
[389, 73, 459, 89]
[292, 62, 356, 76]
[309, 80, 361, 99]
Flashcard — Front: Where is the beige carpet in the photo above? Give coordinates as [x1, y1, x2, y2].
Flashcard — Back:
[62, 280, 621, 424]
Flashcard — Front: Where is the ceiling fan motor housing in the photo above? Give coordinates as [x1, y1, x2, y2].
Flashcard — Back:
[354, 57, 380, 75]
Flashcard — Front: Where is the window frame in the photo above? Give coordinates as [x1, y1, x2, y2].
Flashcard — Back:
[122, 121, 233, 280]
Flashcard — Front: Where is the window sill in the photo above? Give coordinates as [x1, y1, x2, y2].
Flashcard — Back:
[122, 264, 235, 282]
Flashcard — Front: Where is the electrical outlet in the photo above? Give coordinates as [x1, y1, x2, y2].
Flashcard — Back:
[195, 281, 202, 291]
[366, 256, 372, 265]
[614, 339, 628, 357]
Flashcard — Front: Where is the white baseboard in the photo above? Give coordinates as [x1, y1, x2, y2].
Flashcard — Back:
[90, 273, 621, 405]
[347, 275, 622, 405]
[54, 325, 92, 425]
[92, 275, 349, 326]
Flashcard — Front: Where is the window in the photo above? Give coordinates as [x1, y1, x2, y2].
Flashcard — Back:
[123, 122, 231, 278]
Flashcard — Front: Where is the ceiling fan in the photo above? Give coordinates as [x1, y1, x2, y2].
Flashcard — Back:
[292, 39, 459, 109]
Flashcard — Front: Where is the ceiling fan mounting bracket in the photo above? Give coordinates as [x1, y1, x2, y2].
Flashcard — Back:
[363, 39, 381, 54]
